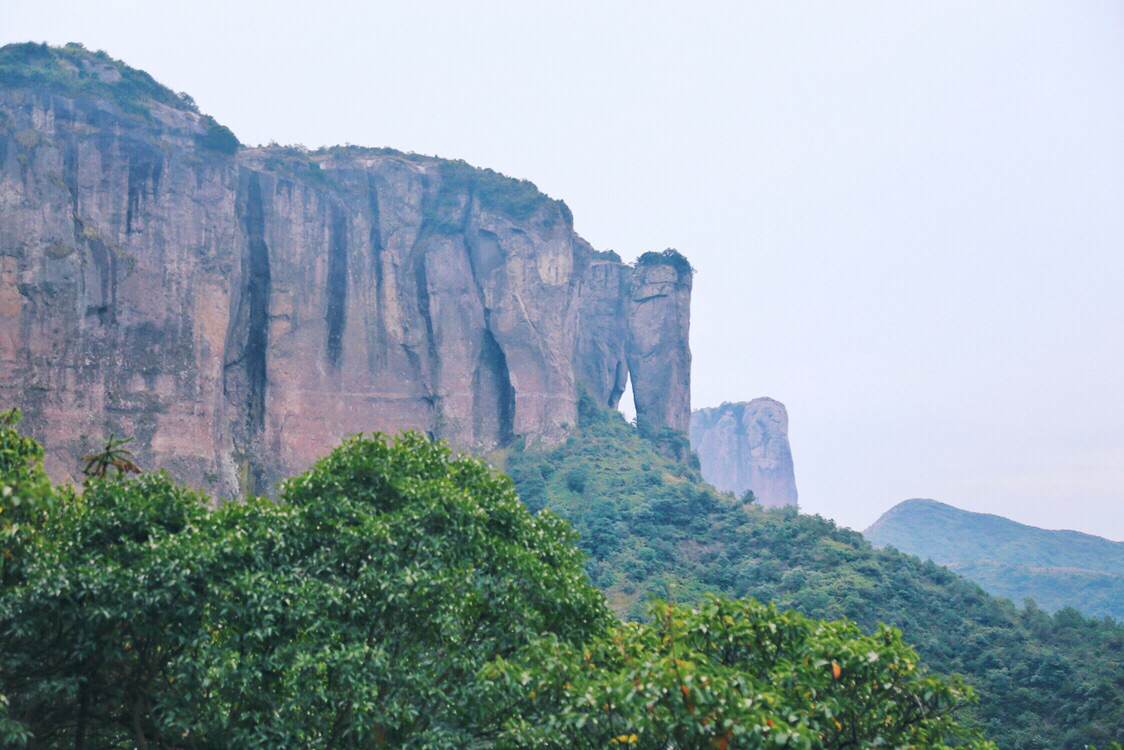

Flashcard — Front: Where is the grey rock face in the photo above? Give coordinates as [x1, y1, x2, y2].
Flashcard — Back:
[689, 399, 798, 508]
[0, 51, 693, 496]
[626, 262, 693, 434]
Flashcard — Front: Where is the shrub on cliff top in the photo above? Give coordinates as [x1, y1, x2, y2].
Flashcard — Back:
[199, 115, 240, 155]
[437, 159, 562, 223]
[637, 247, 694, 275]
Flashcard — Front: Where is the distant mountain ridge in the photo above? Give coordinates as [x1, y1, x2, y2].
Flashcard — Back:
[864, 498, 1124, 620]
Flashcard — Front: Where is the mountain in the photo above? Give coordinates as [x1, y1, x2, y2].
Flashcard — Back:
[507, 402, 1124, 750]
[865, 498, 1124, 620]
[0, 42, 691, 497]
[689, 398, 798, 507]
[5, 41, 1124, 749]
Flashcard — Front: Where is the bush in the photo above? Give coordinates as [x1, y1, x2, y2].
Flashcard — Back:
[0, 427, 610, 748]
[488, 596, 996, 749]
[636, 247, 694, 276]
[199, 119, 239, 155]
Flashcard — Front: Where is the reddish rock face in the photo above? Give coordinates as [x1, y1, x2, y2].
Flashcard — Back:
[0, 45, 693, 496]
[689, 399, 798, 509]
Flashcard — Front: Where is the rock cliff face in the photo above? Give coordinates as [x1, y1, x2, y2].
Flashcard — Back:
[0, 43, 692, 496]
[689, 399, 797, 508]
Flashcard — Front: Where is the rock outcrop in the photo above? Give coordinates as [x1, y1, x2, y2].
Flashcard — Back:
[689, 399, 797, 508]
[0, 43, 693, 496]
[627, 255, 693, 434]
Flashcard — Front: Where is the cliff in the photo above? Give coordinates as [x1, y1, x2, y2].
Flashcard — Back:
[0, 42, 692, 496]
[689, 398, 798, 508]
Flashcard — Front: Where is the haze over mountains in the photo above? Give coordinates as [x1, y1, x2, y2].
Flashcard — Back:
[2, 41, 1124, 749]
[865, 498, 1124, 620]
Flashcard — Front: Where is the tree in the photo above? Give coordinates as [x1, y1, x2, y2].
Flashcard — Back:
[0, 429, 611, 748]
[79, 433, 141, 479]
[487, 596, 996, 749]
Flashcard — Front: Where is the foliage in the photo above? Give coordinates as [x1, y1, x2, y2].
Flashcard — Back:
[636, 247, 694, 276]
[199, 116, 240, 155]
[0, 42, 197, 120]
[0, 429, 610, 748]
[79, 432, 141, 479]
[505, 401, 1124, 749]
[489, 597, 994, 749]
[435, 160, 566, 225]
[866, 498, 1124, 620]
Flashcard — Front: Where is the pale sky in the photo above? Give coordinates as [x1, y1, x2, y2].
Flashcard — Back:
[4, 1, 1122, 540]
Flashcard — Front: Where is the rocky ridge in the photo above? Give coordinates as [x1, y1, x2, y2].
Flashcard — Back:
[0, 43, 692, 496]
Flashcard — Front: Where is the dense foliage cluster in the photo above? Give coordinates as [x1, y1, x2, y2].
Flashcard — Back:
[635, 248, 694, 276]
[1, 410, 992, 748]
[505, 398, 1124, 749]
[436, 160, 567, 224]
[489, 597, 991, 749]
[199, 116, 241, 155]
[0, 417, 609, 747]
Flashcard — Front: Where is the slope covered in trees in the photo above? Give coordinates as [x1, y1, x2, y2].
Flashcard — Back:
[504, 399, 1124, 750]
[865, 498, 1124, 620]
[0, 409, 992, 748]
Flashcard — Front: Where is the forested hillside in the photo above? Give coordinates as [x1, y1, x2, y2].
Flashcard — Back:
[865, 498, 1124, 620]
[505, 399, 1124, 750]
[1, 409, 994, 749]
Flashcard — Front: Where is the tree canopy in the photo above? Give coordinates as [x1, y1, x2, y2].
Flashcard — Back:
[1, 410, 994, 748]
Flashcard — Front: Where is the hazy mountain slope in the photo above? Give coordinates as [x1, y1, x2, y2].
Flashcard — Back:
[505, 401, 1124, 750]
[865, 498, 1124, 619]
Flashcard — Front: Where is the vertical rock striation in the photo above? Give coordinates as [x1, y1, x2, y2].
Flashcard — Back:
[0, 43, 693, 495]
[689, 399, 798, 508]
[627, 257, 693, 434]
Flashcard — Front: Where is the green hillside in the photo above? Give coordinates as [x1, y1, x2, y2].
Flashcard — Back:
[865, 498, 1124, 620]
[505, 399, 1124, 750]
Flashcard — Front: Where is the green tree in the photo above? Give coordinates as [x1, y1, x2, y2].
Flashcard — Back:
[488, 596, 996, 749]
[0, 429, 610, 748]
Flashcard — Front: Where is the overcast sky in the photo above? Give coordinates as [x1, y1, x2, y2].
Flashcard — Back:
[5, 1, 1122, 539]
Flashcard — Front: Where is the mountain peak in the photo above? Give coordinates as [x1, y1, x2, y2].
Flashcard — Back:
[865, 498, 1124, 619]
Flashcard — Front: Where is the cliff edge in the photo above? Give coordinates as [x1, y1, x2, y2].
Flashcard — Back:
[0, 42, 692, 495]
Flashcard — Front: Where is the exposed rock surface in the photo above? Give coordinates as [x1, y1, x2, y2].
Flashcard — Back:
[689, 399, 798, 508]
[0, 43, 693, 496]
[627, 260, 693, 434]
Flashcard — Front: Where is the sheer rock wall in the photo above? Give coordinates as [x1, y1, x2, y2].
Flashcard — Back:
[689, 399, 798, 508]
[0, 65, 692, 496]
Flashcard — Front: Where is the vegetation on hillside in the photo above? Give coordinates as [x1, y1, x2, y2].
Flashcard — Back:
[865, 498, 1124, 620]
[436, 159, 569, 225]
[0, 42, 197, 120]
[1, 409, 992, 748]
[505, 398, 1124, 750]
